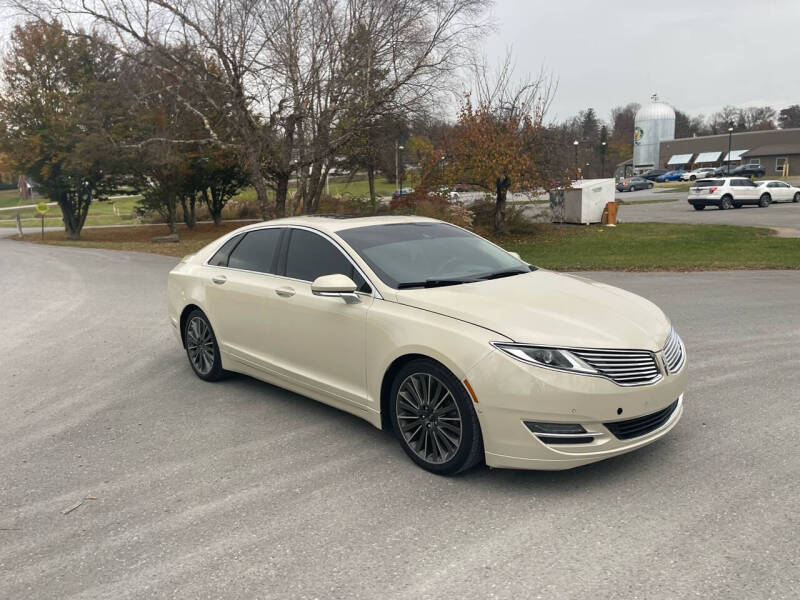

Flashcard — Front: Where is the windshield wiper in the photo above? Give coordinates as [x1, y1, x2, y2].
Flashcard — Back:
[480, 268, 530, 280]
[397, 277, 480, 289]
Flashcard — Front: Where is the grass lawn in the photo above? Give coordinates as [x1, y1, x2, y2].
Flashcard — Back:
[227, 177, 397, 205]
[14, 221, 800, 270]
[0, 196, 141, 227]
[499, 223, 800, 270]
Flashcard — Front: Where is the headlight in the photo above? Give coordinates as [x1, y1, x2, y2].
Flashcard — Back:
[492, 343, 598, 374]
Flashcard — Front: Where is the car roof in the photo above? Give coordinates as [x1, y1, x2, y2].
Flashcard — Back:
[233, 214, 441, 235]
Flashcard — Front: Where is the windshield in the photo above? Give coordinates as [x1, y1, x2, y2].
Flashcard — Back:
[693, 179, 723, 187]
[338, 222, 529, 289]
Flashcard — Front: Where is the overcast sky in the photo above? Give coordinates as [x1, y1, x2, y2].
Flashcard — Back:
[484, 0, 800, 124]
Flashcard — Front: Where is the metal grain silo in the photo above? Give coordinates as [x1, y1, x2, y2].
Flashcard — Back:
[633, 99, 675, 171]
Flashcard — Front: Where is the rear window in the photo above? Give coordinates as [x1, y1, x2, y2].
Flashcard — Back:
[693, 179, 723, 187]
[228, 228, 283, 273]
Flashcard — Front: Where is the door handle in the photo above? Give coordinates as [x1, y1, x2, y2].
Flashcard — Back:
[211, 275, 227, 285]
[275, 286, 295, 298]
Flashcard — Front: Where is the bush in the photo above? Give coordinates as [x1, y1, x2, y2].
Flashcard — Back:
[470, 197, 538, 234]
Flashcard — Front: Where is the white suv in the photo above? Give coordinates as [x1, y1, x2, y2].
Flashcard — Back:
[681, 168, 716, 181]
[687, 177, 770, 210]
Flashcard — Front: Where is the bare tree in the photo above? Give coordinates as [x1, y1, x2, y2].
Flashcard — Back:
[7, 0, 490, 216]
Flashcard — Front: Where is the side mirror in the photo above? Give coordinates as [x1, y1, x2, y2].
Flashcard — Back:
[311, 274, 360, 303]
[507, 251, 522, 260]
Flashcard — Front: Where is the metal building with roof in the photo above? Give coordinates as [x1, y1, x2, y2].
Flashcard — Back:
[659, 128, 800, 176]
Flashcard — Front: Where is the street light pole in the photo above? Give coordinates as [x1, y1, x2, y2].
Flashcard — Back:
[573, 140, 579, 180]
[397, 144, 405, 197]
[601, 141, 607, 178]
[727, 123, 734, 175]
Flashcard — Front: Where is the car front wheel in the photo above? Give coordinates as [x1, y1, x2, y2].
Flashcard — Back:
[794, 192, 800, 203]
[184, 309, 226, 381]
[759, 193, 771, 208]
[390, 359, 483, 475]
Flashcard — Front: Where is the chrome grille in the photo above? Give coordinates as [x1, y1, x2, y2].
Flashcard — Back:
[570, 348, 660, 386]
[662, 327, 685, 373]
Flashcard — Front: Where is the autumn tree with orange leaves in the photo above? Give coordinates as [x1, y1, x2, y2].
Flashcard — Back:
[422, 57, 560, 233]
[427, 99, 549, 233]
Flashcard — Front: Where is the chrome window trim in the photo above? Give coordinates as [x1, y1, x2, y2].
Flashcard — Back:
[202, 224, 383, 300]
[491, 341, 663, 387]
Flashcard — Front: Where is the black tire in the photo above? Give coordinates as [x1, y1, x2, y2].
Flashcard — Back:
[758, 193, 771, 208]
[690, 175, 696, 181]
[794, 192, 800, 203]
[720, 195, 733, 210]
[389, 358, 483, 475]
[184, 309, 226, 381]
[693, 204, 706, 211]
[648, 183, 654, 189]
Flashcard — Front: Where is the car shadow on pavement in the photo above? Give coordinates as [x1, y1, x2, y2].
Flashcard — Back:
[219, 371, 678, 491]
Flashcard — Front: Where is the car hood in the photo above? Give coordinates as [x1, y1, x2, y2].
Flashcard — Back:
[395, 270, 671, 351]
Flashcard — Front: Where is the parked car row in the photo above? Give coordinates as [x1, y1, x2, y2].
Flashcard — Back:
[687, 178, 800, 210]
[637, 163, 768, 183]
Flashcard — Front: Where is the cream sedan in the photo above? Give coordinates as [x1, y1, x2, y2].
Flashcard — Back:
[168, 216, 686, 474]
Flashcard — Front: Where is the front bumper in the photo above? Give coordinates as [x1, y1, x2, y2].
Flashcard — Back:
[465, 349, 687, 470]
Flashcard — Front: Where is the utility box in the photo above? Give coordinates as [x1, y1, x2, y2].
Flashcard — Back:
[559, 179, 615, 224]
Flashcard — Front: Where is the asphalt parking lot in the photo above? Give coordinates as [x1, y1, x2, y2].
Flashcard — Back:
[613, 185, 800, 236]
[1, 233, 799, 599]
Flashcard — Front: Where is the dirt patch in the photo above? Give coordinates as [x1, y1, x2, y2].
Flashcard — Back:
[14, 221, 254, 257]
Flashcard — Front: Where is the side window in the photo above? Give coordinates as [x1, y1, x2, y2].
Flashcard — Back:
[227, 228, 282, 273]
[284, 229, 371, 293]
[208, 234, 243, 267]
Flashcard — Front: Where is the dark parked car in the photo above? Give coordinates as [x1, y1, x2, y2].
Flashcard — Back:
[617, 176, 654, 192]
[732, 163, 766, 177]
[640, 168, 668, 181]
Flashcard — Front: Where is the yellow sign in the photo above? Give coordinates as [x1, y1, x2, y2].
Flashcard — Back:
[35, 201, 50, 215]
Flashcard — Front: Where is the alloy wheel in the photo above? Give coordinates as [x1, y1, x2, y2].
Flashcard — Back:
[395, 373, 463, 464]
[186, 316, 215, 376]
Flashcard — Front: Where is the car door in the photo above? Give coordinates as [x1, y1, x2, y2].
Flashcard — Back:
[744, 179, 761, 201]
[266, 227, 375, 407]
[775, 182, 791, 201]
[203, 227, 287, 367]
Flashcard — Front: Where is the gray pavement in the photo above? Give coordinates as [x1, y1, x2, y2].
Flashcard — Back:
[1, 235, 799, 599]
[616, 190, 800, 236]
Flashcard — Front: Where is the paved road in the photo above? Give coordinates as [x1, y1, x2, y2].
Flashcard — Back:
[617, 194, 800, 236]
[1, 236, 799, 599]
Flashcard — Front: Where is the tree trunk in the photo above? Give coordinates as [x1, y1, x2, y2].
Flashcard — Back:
[166, 196, 177, 234]
[275, 174, 289, 217]
[245, 159, 272, 220]
[58, 190, 91, 240]
[203, 189, 222, 226]
[180, 194, 196, 229]
[494, 178, 509, 234]
[367, 164, 377, 213]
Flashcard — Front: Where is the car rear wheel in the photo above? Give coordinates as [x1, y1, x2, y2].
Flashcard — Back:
[720, 196, 733, 210]
[390, 359, 483, 475]
[648, 183, 654, 189]
[759, 193, 771, 208]
[184, 309, 225, 381]
[693, 204, 705, 211]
